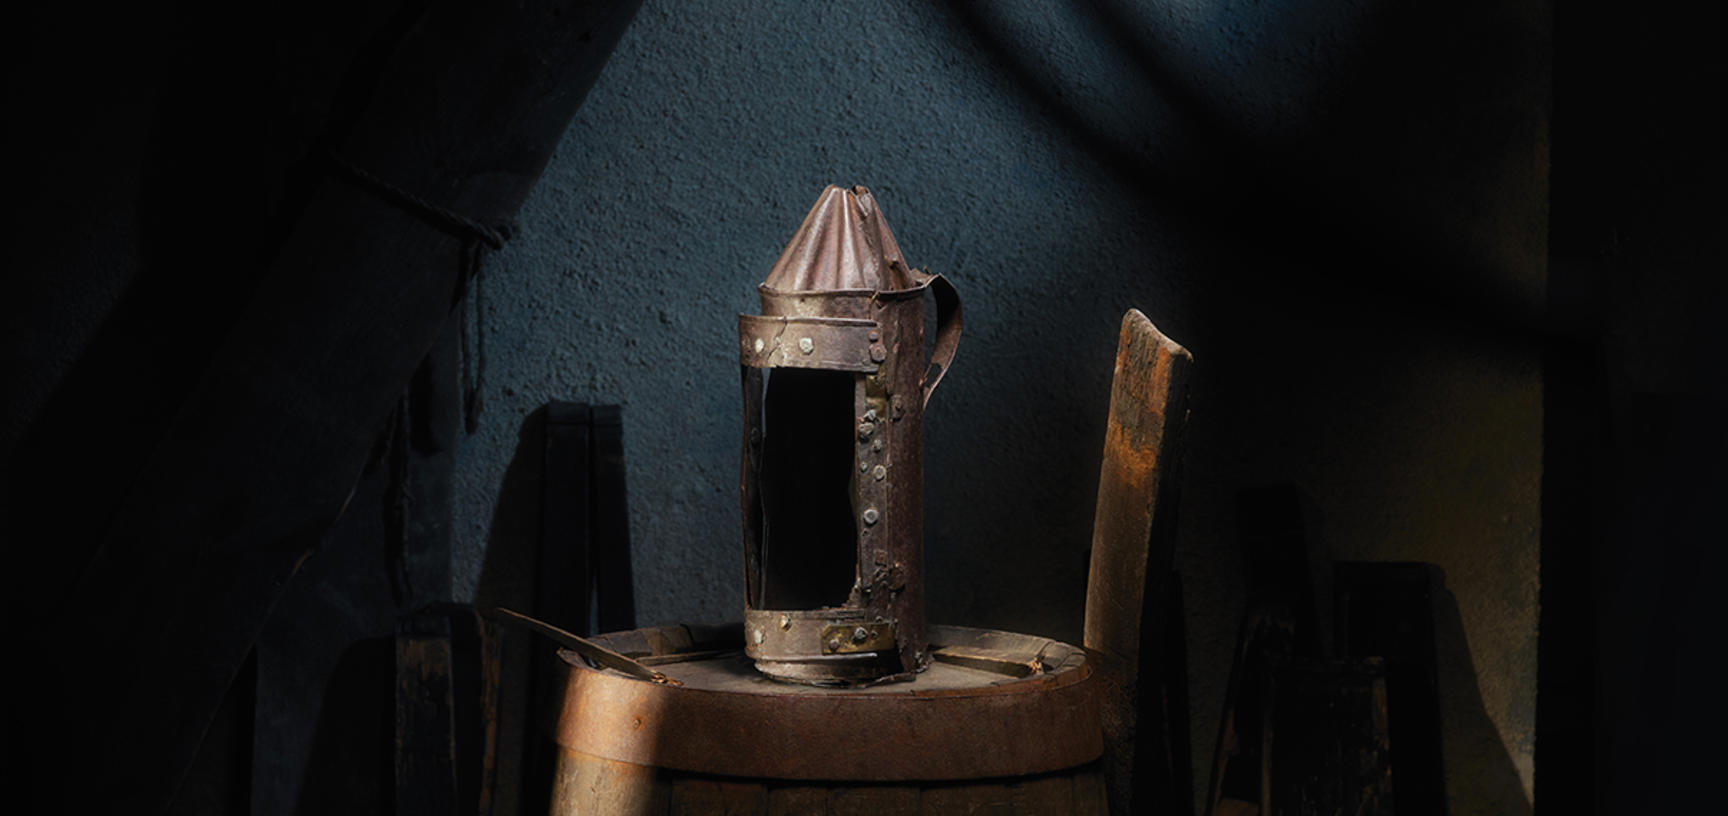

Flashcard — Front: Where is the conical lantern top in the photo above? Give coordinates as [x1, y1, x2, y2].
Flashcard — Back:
[762, 185, 918, 296]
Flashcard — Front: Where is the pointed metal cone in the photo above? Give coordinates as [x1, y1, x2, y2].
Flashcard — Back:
[764, 185, 917, 294]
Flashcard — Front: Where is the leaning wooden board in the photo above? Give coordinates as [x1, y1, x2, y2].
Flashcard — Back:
[1084, 309, 1194, 815]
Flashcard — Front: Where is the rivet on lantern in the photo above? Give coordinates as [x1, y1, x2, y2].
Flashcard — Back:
[862, 507, 880, 525]
[798, 337, 814, 354]
[872, 465, 887, 481]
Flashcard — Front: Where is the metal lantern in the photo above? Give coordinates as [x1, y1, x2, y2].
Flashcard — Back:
[737, 185, 962, 685]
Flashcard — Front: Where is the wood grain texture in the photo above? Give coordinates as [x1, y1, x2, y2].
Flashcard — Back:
[1083, 309, 1194, 816]
[670, 778, 769, 816]
[765, 786, 830, 816]
[829, 786, 920, 816]
[1008, 774, 1074, 812]
[551, 748, 1108, 815]
[553, 749, 667, 816]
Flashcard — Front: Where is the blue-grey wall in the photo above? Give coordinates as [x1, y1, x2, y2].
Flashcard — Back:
[453, 2, 1548, 809]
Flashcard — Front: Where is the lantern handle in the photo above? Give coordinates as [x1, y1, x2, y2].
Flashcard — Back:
[922, 273, 963, 407]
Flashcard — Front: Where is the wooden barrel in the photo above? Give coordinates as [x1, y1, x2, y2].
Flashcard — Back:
[549, 623, 1107, 814]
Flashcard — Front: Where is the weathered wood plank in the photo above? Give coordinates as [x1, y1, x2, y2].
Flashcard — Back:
[829, 786, 919, 816]
[394, 606, 490, 816]
[766, 785, 830, 816]
[1083, 309, 1194, 816]
[919, 782, 1014, 814]
[396, 618, 459, 816]
[1072, 768, 1111, 815]
[548, 751, 1111, 815]
[554, 748, 667, 816]
[670, 777, 768, 815]
[1007, 774, 1074, 814]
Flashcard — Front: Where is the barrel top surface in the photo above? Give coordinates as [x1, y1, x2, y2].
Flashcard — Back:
[635, 650, 1032, 694]
[553, 623, 1103, 781]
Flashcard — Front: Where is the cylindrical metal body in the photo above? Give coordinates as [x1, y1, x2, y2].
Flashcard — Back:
[736, 185, 961, 684]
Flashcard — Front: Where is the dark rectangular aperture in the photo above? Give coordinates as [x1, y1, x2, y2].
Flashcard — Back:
[760, 368, 858, 609]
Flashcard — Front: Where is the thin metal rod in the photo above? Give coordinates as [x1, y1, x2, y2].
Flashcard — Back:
[489, 607, 682, 686]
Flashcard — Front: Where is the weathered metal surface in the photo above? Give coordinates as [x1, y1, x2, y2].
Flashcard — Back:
[553, 623, 1099, 781]
[739, 185, 963, 684]
[744, 607, 900, 685]
[818, 621, 898, 654]
[739, 365, 766, 610]
[1082, 309, 1194, 816]
[738, 315, 882, 372]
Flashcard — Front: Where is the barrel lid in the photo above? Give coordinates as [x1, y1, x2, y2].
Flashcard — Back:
[552, 623, 1102, 780]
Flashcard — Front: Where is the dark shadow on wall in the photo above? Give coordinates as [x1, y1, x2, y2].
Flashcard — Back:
[938, 0, 1549, 339]
[930, 5, 1548, 813]
[1203, 490, 1533, 815]
[476, 407, 548, 615]
[1430, 569, 1532, 816]
[473, 407, 549, 816]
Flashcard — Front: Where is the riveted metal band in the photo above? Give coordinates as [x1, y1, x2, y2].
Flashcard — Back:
[738, 315, 881, 372]
[743, 607, 903, 684]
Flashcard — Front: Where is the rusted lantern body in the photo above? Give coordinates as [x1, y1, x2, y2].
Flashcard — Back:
[737, 185, 961, 685]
